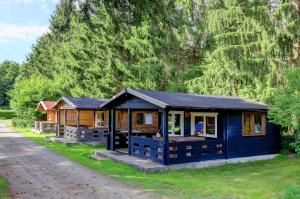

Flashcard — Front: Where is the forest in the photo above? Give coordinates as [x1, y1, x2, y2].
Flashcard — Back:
[0, 0, 299, 149]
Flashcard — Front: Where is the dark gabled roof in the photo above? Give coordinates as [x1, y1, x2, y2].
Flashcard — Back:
[100, 88, 268, 111]
[53, 97, 107, 110]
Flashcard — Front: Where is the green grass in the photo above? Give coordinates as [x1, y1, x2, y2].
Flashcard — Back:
[0, 177, 10, 198]
[0, 110, 15, 119]
[1, 119, 300, 199]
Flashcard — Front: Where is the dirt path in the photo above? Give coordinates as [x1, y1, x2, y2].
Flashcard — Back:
[0, 124, 162, 199]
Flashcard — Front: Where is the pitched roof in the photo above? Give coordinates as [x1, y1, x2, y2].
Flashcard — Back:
[36, 101, 57, 111]
[100, 88, 268, 111]
[53, 97, 107, 110]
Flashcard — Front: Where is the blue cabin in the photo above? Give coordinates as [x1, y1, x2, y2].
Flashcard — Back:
[100, 88, 281, 165]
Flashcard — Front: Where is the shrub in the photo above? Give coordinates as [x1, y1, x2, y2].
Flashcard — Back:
[280, 135, 295, 155]
[9, 74, 62, 121]
[290, 133, 300, 156]
[282, 185, 300, 199]
[12, 118, 34, 128]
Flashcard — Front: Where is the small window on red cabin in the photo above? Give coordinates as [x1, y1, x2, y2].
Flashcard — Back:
[242, 112, 266, 136]
[136, 113, 144, 125]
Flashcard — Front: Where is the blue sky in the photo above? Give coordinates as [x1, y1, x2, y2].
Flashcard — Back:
[0, 0, 59, 63]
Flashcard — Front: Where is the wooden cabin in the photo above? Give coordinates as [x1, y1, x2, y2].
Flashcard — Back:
[52, 97, 108, 144]
[101, 88, 281, 165]
[34, 101, 57, 133]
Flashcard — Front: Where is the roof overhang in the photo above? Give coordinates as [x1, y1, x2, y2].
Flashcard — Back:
[52, 97, 77, 110]
[100, 88, 169, 109]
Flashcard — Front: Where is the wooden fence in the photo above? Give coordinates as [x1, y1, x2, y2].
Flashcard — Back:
[168, 139, 225, 164]
[34, 121, 56, 133]
[130, 136, 165, 164]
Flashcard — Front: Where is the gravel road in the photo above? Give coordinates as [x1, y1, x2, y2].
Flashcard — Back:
[0, 124, 163, 199]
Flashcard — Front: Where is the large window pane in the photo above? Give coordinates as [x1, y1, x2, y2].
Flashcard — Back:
[174, 114, 181, 135]
[254, 112, 262, 133]
[136, 113, 144, 125]
[168, 114, 173, 134]
[243, 113, 251, 135]
[195, 116, 204, 135]
[145, 113, 153, 124]
[206, 116, 215, 135]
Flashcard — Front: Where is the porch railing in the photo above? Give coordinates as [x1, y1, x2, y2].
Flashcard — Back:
[130, 136, 165, 164]
[64, 125, 108, 143]
[168, 139, 225, 164]
[34, 121, 56, 133]
[128, 136, 225, 164]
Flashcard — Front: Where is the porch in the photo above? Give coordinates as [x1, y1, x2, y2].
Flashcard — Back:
[112, 135, 224, 164]
[33, 121, 56, 133]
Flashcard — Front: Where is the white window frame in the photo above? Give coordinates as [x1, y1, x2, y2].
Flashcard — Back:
[145, 112, 153, 125]
[168, 111, 184, 136]
[191, 112, 218, 138]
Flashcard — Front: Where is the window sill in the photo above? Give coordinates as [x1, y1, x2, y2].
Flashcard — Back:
[242, 133, 266, 137]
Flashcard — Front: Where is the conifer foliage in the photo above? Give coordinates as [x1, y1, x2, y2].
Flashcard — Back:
[8, 0, 300, 127]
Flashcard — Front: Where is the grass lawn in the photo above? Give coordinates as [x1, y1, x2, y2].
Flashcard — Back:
[0, 177, 10, 198]
[1, 119, 300, 199]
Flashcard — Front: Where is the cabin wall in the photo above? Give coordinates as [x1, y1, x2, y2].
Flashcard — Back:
[46, 110, 57, 123]
[116, 110, 158, 133]
[226, 111, 281, 158]
[64, 110, 95, 127]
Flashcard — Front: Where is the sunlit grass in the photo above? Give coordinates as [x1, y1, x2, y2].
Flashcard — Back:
[1, 119, 300, 199]
[0, 177, 10, 199]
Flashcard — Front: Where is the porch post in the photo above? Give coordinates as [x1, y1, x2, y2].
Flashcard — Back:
[57, 109, 60, 137]
[163, 109, 169, 165]
[93, 110, 95, 127]
[64, 109, 67, 125]
[64, 109, 67, 138]
[76, 110, 80, 142]
[158, 111, 161, 134]
[111, 109, 116, 151]
[107, 109, 112, 150]
[128, 108, 132, 155]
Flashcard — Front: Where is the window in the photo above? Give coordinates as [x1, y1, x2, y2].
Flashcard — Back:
[145, 113, 153, 125]
[136, 113, 144, 125]
[168, 111, 184, 136]
[191, 112, 218, 138]
[96, 111, 106, 127]
[242, 112, 266, 136]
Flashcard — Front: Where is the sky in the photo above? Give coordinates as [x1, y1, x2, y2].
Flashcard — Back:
[0, 0, 59, 63]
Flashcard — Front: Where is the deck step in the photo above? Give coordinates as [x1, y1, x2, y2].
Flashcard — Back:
[89, 154, 107, 161]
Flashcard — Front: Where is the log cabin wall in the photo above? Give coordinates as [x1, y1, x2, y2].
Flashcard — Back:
[46, 110, 57, 123]
[116, 110, 158, 133]
[65, 110, 95, 127]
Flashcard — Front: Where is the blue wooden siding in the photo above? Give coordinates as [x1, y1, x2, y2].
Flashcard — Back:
[226, 111, 280, 158]
[116, 96, 160, 109]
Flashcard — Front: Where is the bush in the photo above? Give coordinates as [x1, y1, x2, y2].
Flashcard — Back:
[290, 133, 300, 156]
[281, 135, 295, 154]
[0, 110, 15, 119]
[12, 118, 33, 128]
[282, 185, 300, 199]
[9, 74, 62, 121]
